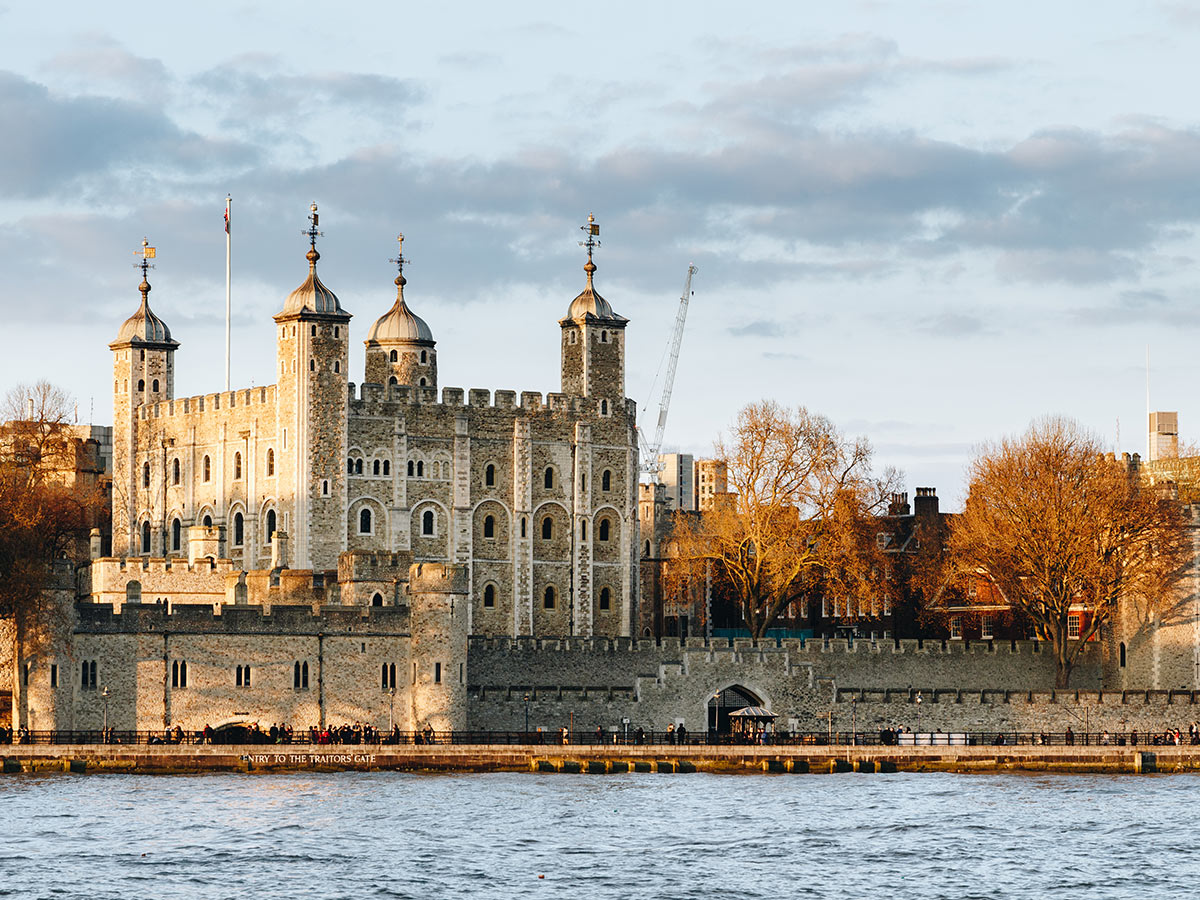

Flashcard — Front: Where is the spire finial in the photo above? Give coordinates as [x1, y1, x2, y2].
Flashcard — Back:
[389, 232, 408, 295]
[578, 213, 600, 289]
[134, 237, 157, 300]
[303, 202, 323, 271]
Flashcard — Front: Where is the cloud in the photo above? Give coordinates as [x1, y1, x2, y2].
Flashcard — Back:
[42, 36, 171, 99]
[915, 312, 995, 337]
[0, 70, 255, 199]
[729, 319, 791, 338]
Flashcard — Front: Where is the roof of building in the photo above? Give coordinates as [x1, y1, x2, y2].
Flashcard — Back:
[366, 274, 434, 343]
[562, 258, 627, 324]
[110, 283, 178, 348]
[278, 245, 347, 317]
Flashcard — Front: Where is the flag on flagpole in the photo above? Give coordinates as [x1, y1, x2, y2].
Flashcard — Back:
[224, 205, 230, 234]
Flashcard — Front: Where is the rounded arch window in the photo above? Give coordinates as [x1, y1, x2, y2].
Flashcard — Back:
[541, 517, 553, 540]
[407, 460, 414, 476]
[142, 463, 151, 489]
[234, 452, 242, 480]
[601, 330, 608, 343]
[599, 518, 611, 542]
[171, 518, 181, 553]
[266, 509, 277, 542]
[416, 461, 424, 477]
[543, 586, 556, 609]
[383, 460, 390, 476]
[483, 584, 496, 608]
[137, 379, 145, 392]
[420, 350, 427, 364]
[373, 459, 381, 476]
[203, 514, 213, 528]
[600, 399, 608, 415]
[544, 467, 554, 489]
[390, 350, 398, 363]
[359, 508, 373, 534]
[602, 470, 612, 492]
[127, 580, 142, 602]
[599, 587, 611, 611]
[141, 520, 151, 554]
[266, 449, 274, 477]
[644, 540, 651, 557]
[485, 463, 495, 487]
[355, 458, 364, 475]
[202, 456, 211, 482]
[422, 509, 435, 536]
[372, 592, 384, 607]
[389, 376, 398, 386]
[484, 515, 495, 539]
[233, 512, 244, 546]
[172, 458, 181, 484]
[152, 379, 160, 392]
[419, 377, 427, 387]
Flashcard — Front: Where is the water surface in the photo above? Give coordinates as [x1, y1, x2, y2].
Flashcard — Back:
[0, 771, 1192, 899]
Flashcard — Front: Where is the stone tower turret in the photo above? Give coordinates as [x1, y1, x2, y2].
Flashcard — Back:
[273, 204, 352, 571]
[560, 215, 627, 400]
[109, 239, 179, 557]
[364, 235, 437, 391]
[407, 562, 469, 734]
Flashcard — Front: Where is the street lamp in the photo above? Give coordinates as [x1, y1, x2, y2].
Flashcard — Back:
[851, 697, 857, 746]
[915, 691, 923, 740]
[388, 686, 396, 735]
[523, 694, 530, 736]
[101, 686, 110, 742]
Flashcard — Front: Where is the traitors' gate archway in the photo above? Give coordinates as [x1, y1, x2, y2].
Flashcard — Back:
[708, 685, 763, 734]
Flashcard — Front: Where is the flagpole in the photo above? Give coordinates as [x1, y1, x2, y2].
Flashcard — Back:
[225, 195, 232, 392]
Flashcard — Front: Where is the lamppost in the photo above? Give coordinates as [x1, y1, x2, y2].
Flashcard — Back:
[851, 697, 857, 746]
[101, 686, 110, 742]
[388, 686, 396, 735]
[523, 694, 530, 735]
[916, 691, 923, 739]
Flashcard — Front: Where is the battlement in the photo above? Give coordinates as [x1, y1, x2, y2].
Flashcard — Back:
[140, 385, 278, 421]
[94, 556, 239, 578]
[338, 550, 409, 582]
[347, 383, 627, 417]
[833, 686, 1200, 707]
[74, 601, 411, 635]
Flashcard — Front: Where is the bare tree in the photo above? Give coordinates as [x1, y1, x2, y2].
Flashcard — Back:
[950, 417, 1193, 688]
[664, 401, 899, 640]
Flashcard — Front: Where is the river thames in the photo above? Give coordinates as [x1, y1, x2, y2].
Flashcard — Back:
[1, 771, 1194, 899]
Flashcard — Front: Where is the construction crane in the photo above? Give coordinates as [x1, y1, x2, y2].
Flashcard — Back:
[639, 264, 698, 482]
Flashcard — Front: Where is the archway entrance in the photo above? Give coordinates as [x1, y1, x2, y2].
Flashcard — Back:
[708, 685, 763, 734]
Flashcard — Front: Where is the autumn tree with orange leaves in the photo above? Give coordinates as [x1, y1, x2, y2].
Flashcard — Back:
[664, 401, 899, 640]
[949, 417, 1192, 688]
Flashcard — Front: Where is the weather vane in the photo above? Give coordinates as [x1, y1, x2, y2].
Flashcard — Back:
[134, 238, 156, 283]
[304, 202, 323, 250]
[578, 213, 600, 262]
[389, 233, 409, 282]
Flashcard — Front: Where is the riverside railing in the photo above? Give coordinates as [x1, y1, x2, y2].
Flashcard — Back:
[0, 729, 1192, 748]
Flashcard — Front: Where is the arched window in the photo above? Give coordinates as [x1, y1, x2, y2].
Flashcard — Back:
[301, 661, 309, 689]
[266, 449, 274, 476]
[390, 349, 398, 362]
[600, 399, 608, 415]
[322, 480, 329, 496]
[645, 540, 651, 557]
[483, 584, 496, 608]
[140, 521, 151, 554]
[152, 378, 160, 392]
[581, 520, 587, 540]
[420, 350, 427, 364]
[359, 508, 373, 534]
[348, 457, 354, 475]
[389, 376, 398, 386]
[334, 360, 340, 374]
[372, 592, 383, 607]
[203, 514, 213, 528]
[294, 661, 302, 689]
[541, 517, 553, 540]
[417, 461, 424, 477]
[1120, 642, 1127, 668]
[172, 458, 181, 484]
[234, 452, 242, 480]
[127, 580, 142, 603]
[602, 470, 612, 491]
[310, 359, 315, 371]
[485, 464, 495, 487]
[383, 460, 390, 476]
[543, 586, 556, 609]
[373, 459, 381, 476]
[521, 517, 527, 538]
[203, 456, 211, 482]
[355, 459, 363, 475]
[544, 467, 554, 489]
[599, 587, 611, 611]
[422, 510, 434, 536]
[599, 518, 611, 542]
[484, 515, 495, 538]
[142, 463, 150, 488]
[601, 330, 608, 343]
[266, 509, 277, 542]
[233, 512, 244, 546]
[407, 460, 414, 476]
[171, 518, 181, 553]
[137, 379, 145, 391]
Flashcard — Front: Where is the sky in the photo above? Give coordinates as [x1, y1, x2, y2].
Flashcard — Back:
[3, 1, 1200, 509]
